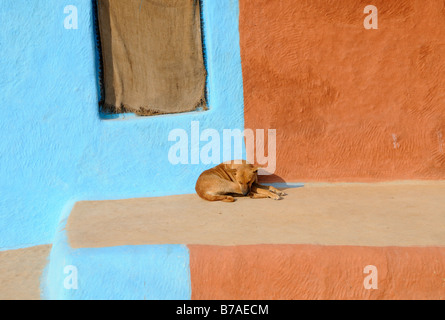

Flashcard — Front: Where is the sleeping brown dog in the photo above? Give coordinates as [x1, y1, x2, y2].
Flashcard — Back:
[195, 160, 286, 202]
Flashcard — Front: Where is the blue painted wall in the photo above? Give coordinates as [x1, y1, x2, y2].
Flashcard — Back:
[0, 0, 245, 249]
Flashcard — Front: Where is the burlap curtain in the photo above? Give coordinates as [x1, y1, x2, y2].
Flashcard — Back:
[97, 0, 207, 115]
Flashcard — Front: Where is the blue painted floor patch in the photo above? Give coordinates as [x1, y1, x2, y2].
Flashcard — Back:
[42, 231, 191, 300]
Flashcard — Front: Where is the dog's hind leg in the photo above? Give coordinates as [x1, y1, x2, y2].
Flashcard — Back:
[195, 176, 241, 202]
[200, 193, 235, 202]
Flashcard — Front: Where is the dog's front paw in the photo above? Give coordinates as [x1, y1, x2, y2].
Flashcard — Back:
[270, 188, 287, 196]
[270, 194, 282, 200]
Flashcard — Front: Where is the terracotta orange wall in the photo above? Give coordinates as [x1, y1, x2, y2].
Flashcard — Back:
[240, 0, 445, 182]
[189, 245, 445, 300]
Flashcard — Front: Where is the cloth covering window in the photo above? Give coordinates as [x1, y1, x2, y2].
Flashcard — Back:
[97, 0, 207, 115]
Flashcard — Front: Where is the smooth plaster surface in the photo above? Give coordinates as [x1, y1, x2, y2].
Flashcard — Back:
[67, 182, 445, 248]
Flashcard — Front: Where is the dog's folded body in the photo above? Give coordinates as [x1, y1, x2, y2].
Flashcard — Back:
[195, 160, 286, 202]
